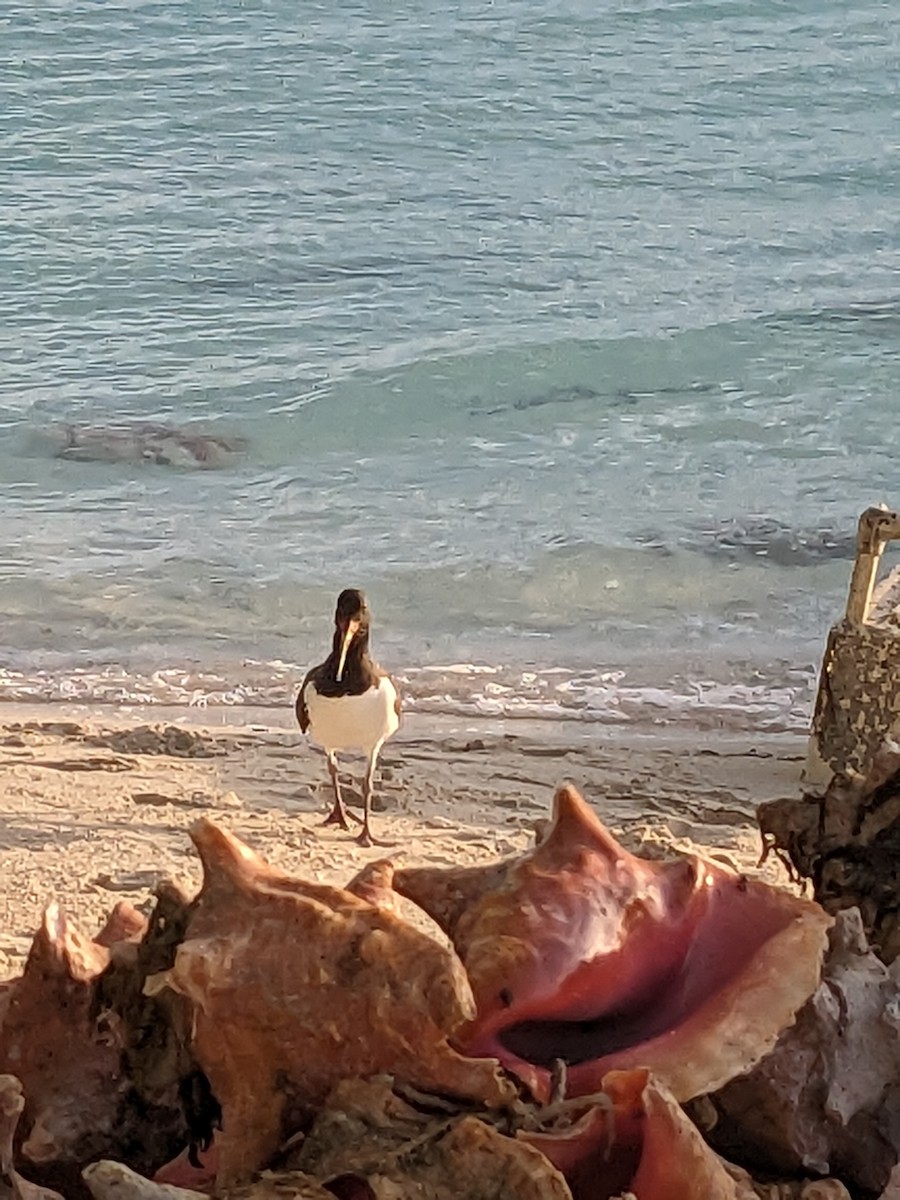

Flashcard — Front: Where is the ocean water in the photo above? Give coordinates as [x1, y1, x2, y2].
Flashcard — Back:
[1, 0, 898, 731]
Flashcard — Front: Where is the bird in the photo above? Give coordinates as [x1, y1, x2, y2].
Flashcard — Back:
[295, 588, 401, 847]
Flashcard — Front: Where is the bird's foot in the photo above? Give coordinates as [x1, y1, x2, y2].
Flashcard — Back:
[355, 824, 396, 849]
[321, 805, 361, 831]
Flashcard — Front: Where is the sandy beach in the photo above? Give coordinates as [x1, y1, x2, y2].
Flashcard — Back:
[0, 701, 805, 979]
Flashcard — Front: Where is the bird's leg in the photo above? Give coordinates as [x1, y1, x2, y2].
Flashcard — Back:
[356, 744, 394, 848]
[322, 752, 355, 830]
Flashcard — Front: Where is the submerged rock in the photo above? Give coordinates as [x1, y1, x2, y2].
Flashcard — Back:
[30, 423, 248, 471]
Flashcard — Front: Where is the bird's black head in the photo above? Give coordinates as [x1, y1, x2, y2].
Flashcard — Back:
[334, 588, 369, 628]
[332, 588, 371, 683]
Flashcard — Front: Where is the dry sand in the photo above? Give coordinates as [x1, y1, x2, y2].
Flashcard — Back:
[0, 702, 806, 979]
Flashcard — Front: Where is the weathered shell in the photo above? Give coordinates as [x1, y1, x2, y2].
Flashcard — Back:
[155, 820, 515, 1185]
[0, 906, 124, 1168]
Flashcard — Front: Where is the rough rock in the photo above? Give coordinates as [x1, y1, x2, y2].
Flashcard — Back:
[760, 744, 900, 962]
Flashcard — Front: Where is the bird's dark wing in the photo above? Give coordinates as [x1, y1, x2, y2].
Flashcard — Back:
[295, 669, 315, 733]
[369, 660, 401, 720]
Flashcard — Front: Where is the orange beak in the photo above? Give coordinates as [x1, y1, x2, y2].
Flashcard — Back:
[336, 618, 360, 683]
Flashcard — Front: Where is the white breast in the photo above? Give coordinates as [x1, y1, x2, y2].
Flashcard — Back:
[303, 676, 400, 755]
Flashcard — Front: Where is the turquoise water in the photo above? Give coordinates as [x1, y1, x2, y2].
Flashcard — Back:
[1, 0, 898, 727]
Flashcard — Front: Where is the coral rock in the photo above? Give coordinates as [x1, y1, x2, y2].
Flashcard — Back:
[759, 743, 900, 963]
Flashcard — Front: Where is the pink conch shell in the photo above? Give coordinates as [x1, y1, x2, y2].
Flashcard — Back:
[155, 819, 515, 1185]
[521, 1068, 742, 1200]
[0, 905, 125, 1168]
[392, 784, 833, 1102]
[696, 908, 900, 1196]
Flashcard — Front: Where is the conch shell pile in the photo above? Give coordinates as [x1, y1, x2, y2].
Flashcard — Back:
[0, 783, 892, 1199]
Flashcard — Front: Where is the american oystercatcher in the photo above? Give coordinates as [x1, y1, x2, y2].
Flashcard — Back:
[295, 588, 401, 847]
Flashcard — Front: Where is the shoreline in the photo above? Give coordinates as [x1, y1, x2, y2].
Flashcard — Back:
[0, 700, 806, 979]
[0, 652, 818, 735]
